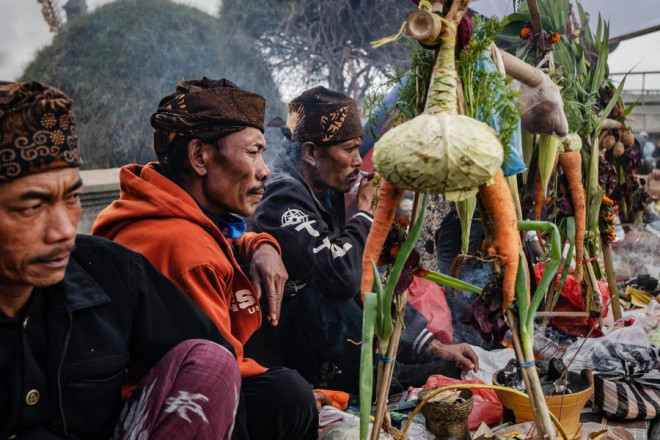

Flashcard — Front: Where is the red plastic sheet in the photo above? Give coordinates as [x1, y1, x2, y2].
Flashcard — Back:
[534, 262, 610, 337]
[408, 276, 453, 344]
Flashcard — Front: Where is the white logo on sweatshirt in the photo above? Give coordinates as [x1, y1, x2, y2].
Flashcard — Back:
[230, 289, 258, 314]
[313, 238, 352, 259]
[281, 208, 319, 237]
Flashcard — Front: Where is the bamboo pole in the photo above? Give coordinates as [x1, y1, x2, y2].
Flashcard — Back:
[600, 236, 622, 320]
[369, 293, 407, 440]
[527, 0, 543, 36]
[498, 49, 544, 88]
[369, 188, 425, 440]
[406, 9, 442, 45]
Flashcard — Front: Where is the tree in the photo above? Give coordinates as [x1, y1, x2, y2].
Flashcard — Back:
[22, 0, 284, 169]
[220, 0, 414, 104]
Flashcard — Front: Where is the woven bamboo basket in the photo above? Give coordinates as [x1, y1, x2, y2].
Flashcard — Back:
[418, 388, 474, 440]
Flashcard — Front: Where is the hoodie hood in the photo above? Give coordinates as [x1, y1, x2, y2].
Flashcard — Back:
[93, 162, 218, 240]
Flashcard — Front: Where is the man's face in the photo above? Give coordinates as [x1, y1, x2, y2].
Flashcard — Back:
[313, 137, 363, 194]
[0, 168, 81, 290]
[204, 127, 269, 217]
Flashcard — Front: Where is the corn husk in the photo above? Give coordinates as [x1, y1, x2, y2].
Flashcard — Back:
[373, 112, 503, 201]
[456, 196, 476, 254]
[562, 132, 583, 153]
[537, 134, 559, 195]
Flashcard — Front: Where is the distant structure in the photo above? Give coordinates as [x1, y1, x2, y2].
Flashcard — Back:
[63, 0, 87, 22]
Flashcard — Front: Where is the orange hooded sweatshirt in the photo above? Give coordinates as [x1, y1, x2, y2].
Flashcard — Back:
[93, 163, 277, 377]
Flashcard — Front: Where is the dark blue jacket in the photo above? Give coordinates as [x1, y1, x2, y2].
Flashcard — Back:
[0, 235, 231, 439]
[250, 151, 435, 361]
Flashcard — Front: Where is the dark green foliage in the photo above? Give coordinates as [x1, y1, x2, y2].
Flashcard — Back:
[22, 0, 284, 169]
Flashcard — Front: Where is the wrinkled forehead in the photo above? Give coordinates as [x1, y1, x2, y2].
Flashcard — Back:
[0, 168, 82, 204]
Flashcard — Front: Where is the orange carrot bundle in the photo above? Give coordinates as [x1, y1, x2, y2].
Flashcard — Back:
[360, 179, 404, 301]
[478, 169, 521, 310]
[559, 151, 586, 283]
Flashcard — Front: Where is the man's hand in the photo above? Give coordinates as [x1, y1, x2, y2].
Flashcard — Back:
[313, 390, 332, 411]
[249, 244, 288, 327]
[428, 340, 479, 375]
[356, 172, 377, 215]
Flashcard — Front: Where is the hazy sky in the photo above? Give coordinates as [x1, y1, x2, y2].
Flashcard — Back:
[1, 0, 659, 89]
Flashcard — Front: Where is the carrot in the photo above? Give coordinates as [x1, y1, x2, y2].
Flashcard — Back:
[559, 151, 585, 283]
[360, 178, 404, 301]
[478, 169, 520, 310]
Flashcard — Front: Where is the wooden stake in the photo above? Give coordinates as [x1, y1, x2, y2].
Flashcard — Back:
[369, 293, 407, 440]
[600, 236, 622, 320]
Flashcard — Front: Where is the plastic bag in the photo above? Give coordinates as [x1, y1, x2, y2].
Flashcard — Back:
[562, 325, 660, 374]
[475, 52, 527, 177]
[533, 323, 577, 361]
[407, 277, 453, 344]
[562, 325, 660, 421]
[610, 227, 660, 282]
[318, 406, 394, 440]
[517, 72, 568, 137]
[318, 406, 433, 440]
[461, 346, 515, 385]
[534, 262, 610, 337]
[424, 374, 502, 430]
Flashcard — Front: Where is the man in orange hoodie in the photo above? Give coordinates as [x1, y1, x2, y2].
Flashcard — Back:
[93, 78, 317, 440]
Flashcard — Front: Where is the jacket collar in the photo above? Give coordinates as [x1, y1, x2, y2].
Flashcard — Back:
[57, 255, 111, 312]
[272, 149, 343, 216]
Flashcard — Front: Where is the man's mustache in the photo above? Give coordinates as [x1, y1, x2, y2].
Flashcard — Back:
[28, 244, 76, 264]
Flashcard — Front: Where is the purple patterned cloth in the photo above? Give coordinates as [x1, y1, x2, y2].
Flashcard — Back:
[113, 339, 240, 440]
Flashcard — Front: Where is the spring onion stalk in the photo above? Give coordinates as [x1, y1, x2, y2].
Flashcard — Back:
[362, 195, 428, 440]
[377, 194, 428, 354]
[359, 291, 378, 439]
[515, 220, 562, 440]
[552, 217, 575, 310]
[420, 269, 482, 295]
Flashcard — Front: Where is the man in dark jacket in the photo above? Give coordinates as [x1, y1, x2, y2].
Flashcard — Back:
[249, 86, 479, 393]
[0, 81, 239, 439]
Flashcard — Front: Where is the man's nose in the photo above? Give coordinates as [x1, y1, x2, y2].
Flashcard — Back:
[45, 204, 78, 244]
[256, 156, 270, 181]
[352, 149, 363, 168]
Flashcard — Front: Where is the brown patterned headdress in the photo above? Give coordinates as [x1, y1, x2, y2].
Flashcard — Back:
[151, 77, 266, 162]
[287, 86, 363, 145]
[0, 81, 81, 182]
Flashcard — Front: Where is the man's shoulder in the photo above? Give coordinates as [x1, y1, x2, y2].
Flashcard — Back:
[264, 171, 306, 194]
[75, 234, 132, 256]
[73, 234, 140, 271]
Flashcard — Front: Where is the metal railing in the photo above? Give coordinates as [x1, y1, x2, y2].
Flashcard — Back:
[610, 71, 660, 132]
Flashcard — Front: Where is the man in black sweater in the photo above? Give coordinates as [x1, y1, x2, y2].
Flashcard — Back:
[0, 81, 239, 439]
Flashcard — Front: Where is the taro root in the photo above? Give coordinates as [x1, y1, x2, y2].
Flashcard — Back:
[622, 130, 635, 148]
[613, 141, 625, 158]
[602, 135, 616, 150]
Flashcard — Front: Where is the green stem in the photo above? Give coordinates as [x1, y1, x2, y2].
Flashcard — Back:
[359, 292, 378, 440]
[420, 270, 482, 294]
[517, 220, 561, 329]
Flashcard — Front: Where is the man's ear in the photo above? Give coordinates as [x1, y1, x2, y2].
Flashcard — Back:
[187, 139, 210, 177]
[301, 141, 318, 167]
